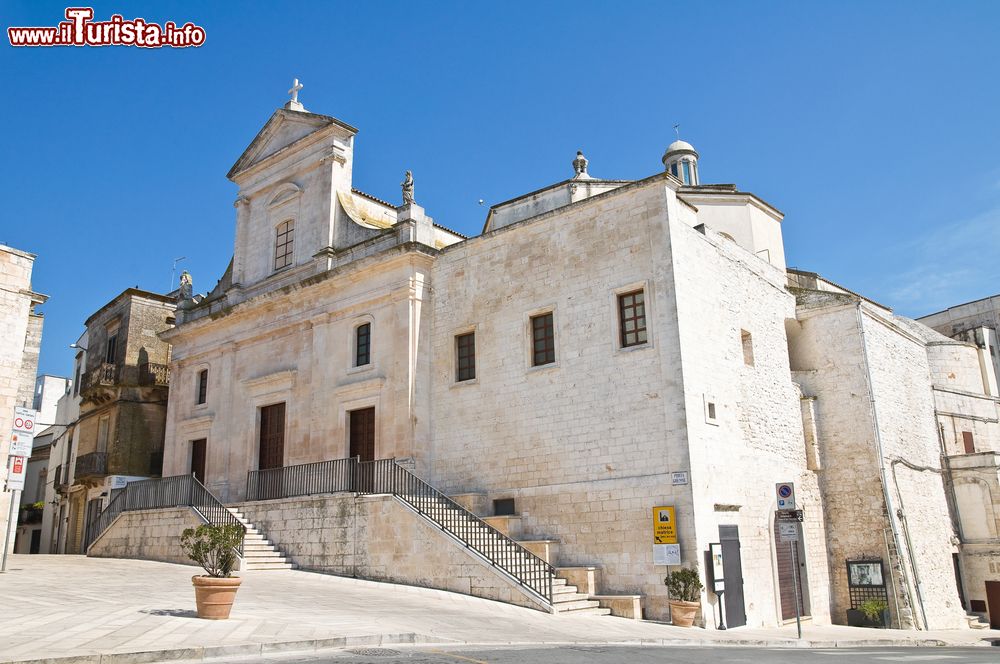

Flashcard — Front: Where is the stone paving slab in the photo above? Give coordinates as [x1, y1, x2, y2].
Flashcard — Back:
[1, 555, 997, 664]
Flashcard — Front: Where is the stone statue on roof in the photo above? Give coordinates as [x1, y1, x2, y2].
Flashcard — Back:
[178, 270, 193, 301]
[401, 170, 414, 205]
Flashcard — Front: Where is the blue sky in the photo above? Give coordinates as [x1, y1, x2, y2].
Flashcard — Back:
[3, 1, 1000, 377]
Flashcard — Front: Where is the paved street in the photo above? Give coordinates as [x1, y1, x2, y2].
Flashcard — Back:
[1, 555, 997, 664]
[209, 645, 1000, 664]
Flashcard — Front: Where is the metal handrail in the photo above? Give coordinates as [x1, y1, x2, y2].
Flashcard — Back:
[244, 456, 554, 604]
[246, 457, 354, 501]
[85, 474, 245, 555]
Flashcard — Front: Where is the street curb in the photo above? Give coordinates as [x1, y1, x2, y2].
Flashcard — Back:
[1, 633, 440, 664]
[4, 632, 995, 663]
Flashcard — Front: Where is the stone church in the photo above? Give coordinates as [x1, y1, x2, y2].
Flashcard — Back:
[139, 86, 995, 629]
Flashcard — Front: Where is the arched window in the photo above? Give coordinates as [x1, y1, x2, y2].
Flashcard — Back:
[274, 220, 294, 271]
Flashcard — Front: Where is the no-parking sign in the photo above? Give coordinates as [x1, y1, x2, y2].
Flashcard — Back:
[776, 482, 796, 510]
[12, 407, 36, 434]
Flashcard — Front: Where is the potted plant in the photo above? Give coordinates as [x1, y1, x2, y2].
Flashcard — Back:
[665, 567, 704, 627]
[859, 598, 890, 628]
[180, 523, 244, 619]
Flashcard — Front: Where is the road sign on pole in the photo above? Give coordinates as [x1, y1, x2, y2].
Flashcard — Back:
[775, 482, 796, 510]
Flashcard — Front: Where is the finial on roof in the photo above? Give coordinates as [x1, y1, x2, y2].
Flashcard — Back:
[572, 150, 592, 180]
[285, 78, 306, 112]
[673, 123, 681, 140]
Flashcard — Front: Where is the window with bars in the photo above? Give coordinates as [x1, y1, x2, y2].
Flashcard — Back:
[274, 219, 294, 271]
[618, 290, 647, 348]
[196, 369, 208, 405]
[531, 312, 555, 366]
[105, 334, 118, 364]
[456, 332, 476, 382]
[355, 322, 371, 367]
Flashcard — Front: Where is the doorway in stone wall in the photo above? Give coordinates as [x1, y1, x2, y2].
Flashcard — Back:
[773, 520, 810, 621]
[258, 403, 286, 499]
[719, 525, 747, 628]
[349, 406, 376, 492]
[987, 581, 1000, 629]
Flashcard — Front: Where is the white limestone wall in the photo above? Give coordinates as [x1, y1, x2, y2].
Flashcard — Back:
[236, 493, 548, 611]
[790, 298, 967, 629]
[429, 179, 693, 621]
[163, 254, 432, 502]
[0, 246, 36, 549]
[87, 506, 203, 566]
[668, 217, 830, 628]
[862, 310, 968, 629]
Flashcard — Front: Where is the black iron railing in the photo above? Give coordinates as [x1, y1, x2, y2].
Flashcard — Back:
[85, 474, 245, 555]
[244, 457, 554, 604]
[246, 458, 354, 501]
[75, 452, 108, 478]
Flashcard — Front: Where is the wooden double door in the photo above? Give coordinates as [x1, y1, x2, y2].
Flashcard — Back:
[349, 407, 376, 492]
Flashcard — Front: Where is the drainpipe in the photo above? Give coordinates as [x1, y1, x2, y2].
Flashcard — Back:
[855, 302, 924, 630]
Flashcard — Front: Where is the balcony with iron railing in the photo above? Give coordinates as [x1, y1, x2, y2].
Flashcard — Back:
[80, 362, 170, 395]
[75, 452, 108, 480]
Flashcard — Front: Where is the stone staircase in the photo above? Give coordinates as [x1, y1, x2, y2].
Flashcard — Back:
[228, 507, 296, 571]
[965, 613, 991, 629]
[461, 496, 643, 619]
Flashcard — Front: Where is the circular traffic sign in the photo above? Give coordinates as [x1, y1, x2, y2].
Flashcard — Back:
[778, 485, 792, 498]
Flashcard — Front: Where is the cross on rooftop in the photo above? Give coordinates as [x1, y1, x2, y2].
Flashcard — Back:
[673, 124, 681, 140]
[288, 78, 303, 104]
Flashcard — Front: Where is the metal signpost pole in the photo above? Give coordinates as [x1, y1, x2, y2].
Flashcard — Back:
[791, 536, 802, 639]
[1, 488, 18, 572]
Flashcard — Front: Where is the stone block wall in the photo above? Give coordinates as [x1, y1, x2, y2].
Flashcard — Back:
[87, 506, 203, 566]
[236, 493, 548, 611]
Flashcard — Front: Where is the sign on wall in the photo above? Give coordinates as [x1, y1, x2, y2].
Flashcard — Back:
[652, 505, 681, 565]
[652, 506, 677, 543]
[775, 482, 796, 510]
[6, 455, 26, 491]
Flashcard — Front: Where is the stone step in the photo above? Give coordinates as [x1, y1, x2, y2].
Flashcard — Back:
[966, 614, 990, 629]
[552, 584, 580, 595]
[518, 540, 559, 564]
[482, 515, 522, 539]
[552, 592, 591, 604]
[552, 577, 567, 587]
[555, 566, 601, 596]
[591, 594, 644, 620]
[244, 562, 296, 570]
[552, 599, 604, 613]
[556, 606, 612, 616]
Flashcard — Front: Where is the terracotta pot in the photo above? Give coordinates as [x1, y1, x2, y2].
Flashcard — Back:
[669, 599, 700, 628]
[191, 575, 242, 620]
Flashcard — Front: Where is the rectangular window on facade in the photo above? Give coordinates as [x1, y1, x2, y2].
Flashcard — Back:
[456, 332, 476, 382]
[531, 312, 555, 366]
[105, 334, 117, 364]
[196, 369, 208, 405]
[741, 330, 755, 366]
[618, 290, 648, 348]
[962, 431, 975, 454]
[97, 415, 110, 453]
[355, 322, 371, 367]
[73, 364, 81, 396]
[274, 220, 294, 271]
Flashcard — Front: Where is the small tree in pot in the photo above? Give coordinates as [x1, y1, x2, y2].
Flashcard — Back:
[665, 567, 704, 628]
[180, 524, 244, 619]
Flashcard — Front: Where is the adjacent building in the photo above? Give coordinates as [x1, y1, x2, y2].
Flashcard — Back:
[53, 288, 175, 554]
[13, 374, 70, 553]
[0, 244, 46, 554]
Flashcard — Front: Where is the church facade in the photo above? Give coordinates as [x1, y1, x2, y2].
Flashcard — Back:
[157, 90, 989, 628]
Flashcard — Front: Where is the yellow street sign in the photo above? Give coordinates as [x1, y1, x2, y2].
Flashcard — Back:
[652, 506, 677, 544]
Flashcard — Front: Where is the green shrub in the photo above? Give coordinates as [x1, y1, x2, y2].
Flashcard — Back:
[664, 567, 703, 602]
[859, 598, 889, 622]
[180, 524, 243, 578]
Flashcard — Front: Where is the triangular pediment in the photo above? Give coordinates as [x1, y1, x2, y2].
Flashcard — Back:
[227, 109, 357, 181]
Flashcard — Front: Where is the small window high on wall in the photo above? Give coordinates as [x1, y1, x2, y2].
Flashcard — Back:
[355, 322, 371, 367]
[274, 219, 294, 271]
[741, 330, 754, 366]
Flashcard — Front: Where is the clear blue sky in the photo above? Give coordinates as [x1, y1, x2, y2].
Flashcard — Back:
[3, 1, 999, 377]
